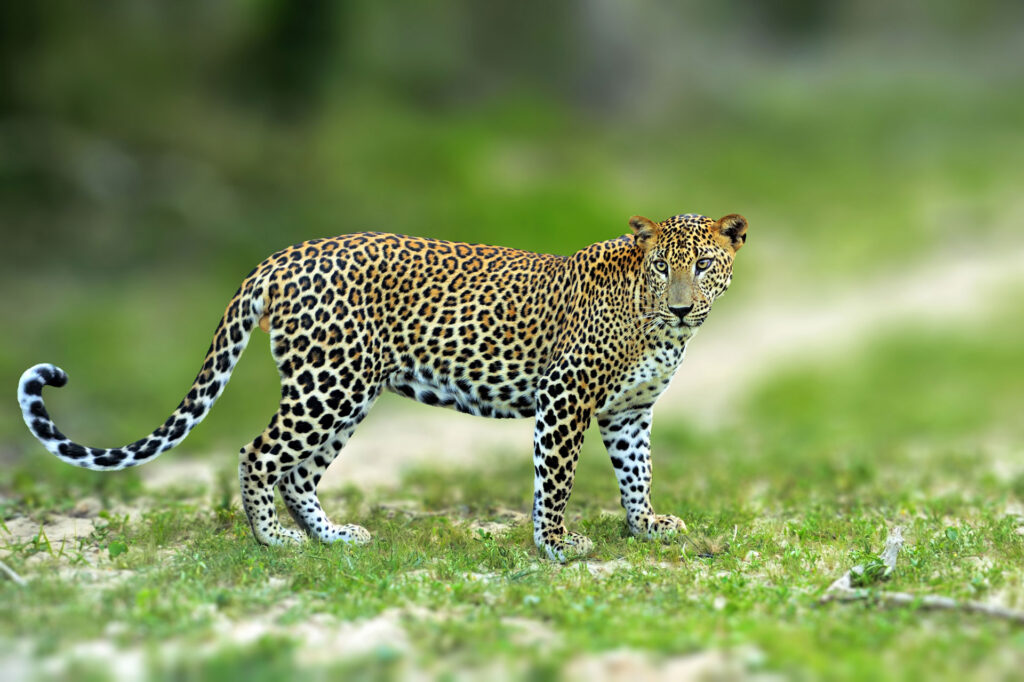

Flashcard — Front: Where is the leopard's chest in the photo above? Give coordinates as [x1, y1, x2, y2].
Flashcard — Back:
[598, 335, 690, 413]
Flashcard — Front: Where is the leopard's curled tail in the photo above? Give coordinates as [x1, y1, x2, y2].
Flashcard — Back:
[17, 274, 269, 471]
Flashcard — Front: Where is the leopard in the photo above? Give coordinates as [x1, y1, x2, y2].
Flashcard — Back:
[18, 212, 748, 561]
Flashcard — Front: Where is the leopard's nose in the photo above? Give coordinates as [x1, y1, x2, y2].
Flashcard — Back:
[669, 305, 693, 322]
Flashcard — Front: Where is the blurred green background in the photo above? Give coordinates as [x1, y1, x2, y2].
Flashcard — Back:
[3, 3, 1024, 679]
[2, 1, 1022, 456]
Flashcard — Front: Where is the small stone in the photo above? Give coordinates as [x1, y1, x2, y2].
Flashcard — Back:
[70, 497, 103, 518]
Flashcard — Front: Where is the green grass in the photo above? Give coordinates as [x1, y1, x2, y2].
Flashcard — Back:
[3, 483, 1022, 680]
[3, 302, 1023, 680]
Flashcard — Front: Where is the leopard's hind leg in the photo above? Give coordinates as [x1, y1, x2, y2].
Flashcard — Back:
[244, 264, 387, 546]
[279, 393, 379, 544]
[238, 383, 381, 546]
[238, 412, 306, 546]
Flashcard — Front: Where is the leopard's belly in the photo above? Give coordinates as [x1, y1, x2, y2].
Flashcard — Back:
[386, 364, 539, 418]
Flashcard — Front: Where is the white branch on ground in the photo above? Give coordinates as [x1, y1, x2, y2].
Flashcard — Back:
[821, 525, 1024, 625]
[0, 558, 27, 587]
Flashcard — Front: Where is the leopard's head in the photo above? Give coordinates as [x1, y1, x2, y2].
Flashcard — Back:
[629, 212, 747, 332]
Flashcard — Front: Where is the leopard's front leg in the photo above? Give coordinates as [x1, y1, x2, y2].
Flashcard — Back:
[598, 408, 686, 539]
[532, 373, 594, 562]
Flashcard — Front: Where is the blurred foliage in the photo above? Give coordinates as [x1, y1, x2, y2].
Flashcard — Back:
[2, 1, 1022, 274]
[1, 2, 1022, 452]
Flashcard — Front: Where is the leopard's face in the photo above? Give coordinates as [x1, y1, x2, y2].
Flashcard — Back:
[630, 212, 748, 332]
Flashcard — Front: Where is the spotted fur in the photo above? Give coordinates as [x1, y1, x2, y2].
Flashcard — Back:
[18, 212, 747, 560]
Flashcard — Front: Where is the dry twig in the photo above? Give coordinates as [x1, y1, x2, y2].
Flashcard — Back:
[821, 525, 1024, 625]
[822, 526, 903, 595]
[0, 558, 27, 587]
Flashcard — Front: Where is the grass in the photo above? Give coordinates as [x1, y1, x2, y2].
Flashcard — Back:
[2, 299, 1023, 680]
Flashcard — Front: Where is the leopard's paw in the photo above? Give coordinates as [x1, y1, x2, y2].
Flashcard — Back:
[335, 524, 371, 545]
[540, 530, 594, 562]
[631, 514, 687, 540]
[256, 525, 307, 546]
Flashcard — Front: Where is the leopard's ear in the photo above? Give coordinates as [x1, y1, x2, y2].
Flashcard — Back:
[710, 214, 748, 253]
[628, 216, 661, 251]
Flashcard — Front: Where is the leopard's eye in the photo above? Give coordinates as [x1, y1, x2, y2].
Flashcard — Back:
[695, 258, 713, 272]
[653, 260, 669, 274]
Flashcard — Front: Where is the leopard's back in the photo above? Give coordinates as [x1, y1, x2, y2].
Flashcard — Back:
[257, 232, 572, 419]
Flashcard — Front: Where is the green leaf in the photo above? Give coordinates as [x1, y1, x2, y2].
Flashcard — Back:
[108, 541, 128, 559]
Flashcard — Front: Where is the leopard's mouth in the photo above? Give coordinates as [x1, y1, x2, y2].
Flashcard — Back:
[674, 317, 703, 330]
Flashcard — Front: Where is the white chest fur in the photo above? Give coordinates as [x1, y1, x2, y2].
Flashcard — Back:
[599, 329, 694, 414]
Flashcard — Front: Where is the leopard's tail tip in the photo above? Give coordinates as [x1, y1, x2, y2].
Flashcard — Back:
[19, 363, 69, 397]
